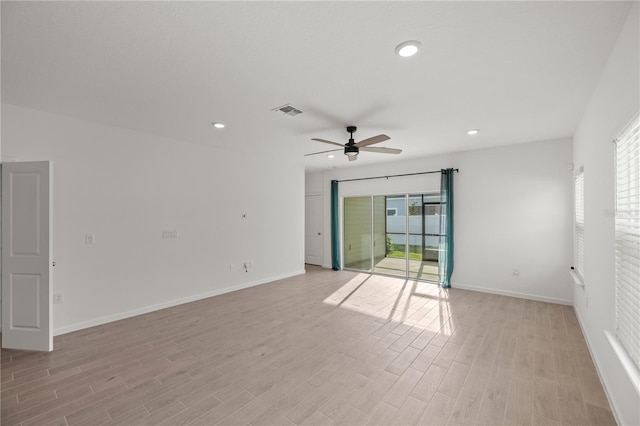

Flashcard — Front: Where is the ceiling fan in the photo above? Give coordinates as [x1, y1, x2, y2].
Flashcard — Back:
[306, 126, 402, 162]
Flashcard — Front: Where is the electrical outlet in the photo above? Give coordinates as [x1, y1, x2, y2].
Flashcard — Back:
[85, 234, 95, 244]
[53, 293, 63, 304]
[162, 230, 179, 239]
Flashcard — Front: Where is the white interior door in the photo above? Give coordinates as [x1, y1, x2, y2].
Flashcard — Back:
[305, 195, 324, 266]
[2, 161, 53, 352]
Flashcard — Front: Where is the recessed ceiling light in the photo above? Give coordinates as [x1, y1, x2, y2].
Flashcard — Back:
[395, 40, 422, 58]
[327, 154, 335, 158]
[467, 129, 479, 135]
[213, 122, 225, 129]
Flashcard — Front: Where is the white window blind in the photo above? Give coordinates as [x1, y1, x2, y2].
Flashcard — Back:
[574, 171, 585, 280]
[615, 113, 640, 371]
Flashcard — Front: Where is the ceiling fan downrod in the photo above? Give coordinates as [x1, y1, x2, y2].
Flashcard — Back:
[345, 126, 359, 157]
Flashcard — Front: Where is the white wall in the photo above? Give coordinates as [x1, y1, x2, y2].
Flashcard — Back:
[1, 104, 305, 334]
[572, 4, 639, 426]
[307, 137, 574, 304]
[305, 171, 323, 195]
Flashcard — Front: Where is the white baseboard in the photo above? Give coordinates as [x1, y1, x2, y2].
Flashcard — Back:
[573, 307, 624, 426]
[452, 282, 572, 305]
[53, 269, 306, 336]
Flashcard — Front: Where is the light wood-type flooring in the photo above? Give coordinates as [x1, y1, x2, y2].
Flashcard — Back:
[1, 266, 615, 425]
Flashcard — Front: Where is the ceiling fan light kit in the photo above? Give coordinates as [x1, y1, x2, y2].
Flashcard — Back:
[345, 146, 359, 156]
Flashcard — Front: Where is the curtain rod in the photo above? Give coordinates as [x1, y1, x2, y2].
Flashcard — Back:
[336, 169, 459, 183]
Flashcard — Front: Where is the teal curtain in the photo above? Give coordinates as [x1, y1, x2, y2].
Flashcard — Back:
[438, 169, 455, 288]
[331, 180, 341, 270]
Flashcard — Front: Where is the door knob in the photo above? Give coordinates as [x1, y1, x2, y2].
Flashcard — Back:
[317, 232, 322, 235]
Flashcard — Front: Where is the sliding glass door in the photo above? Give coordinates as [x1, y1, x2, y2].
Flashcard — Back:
[374, 196, 407, 277]
[343, 197, 372, 271]
[412, 194, 440, 281]
[343, 193, 440, 281]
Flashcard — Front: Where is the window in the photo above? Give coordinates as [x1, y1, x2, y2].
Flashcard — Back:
[615, 113, 640, 370]
[574, 170, 585, 281]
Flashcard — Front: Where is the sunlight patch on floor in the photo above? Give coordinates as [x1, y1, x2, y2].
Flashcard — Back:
[323, 273, 454, 335]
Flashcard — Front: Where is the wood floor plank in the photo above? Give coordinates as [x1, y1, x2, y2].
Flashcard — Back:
[385, 346, 421, 376]
[533, 377, 561, 425]
[475, 366, 511, 425]
[0, 266, 615, 426]
[160, 395, 222, 425]
[410, 364, 447, 403]
[104, 404, 149, 426]
[534, 349, 557, 380]
[585, 402, 617, 426]
[347, 370, 398, 414]
[318, 374, 370, 420]
[453, 327, 485, 365]
[358, 348, 399, 380]
[504, 376, 534, 426]
[390, 395, 428, 425]
[381, 367, 423, 408]
[579, 371, 611, 409]
[284, 381, 337, 424]
[418, 391, 456, 425]
[250, 381, 318, 426]
[331, 405, 368, 426]
[409, 343, 441, 372]
[437, 361, 470, 399]
[556, 376, 589, 426]
[298, 410, 334, 426]
[447, 385, 484, 425]
[20, 383, 130, 426]
[365, 402, 397, 425]
[189, 389, 255, 425]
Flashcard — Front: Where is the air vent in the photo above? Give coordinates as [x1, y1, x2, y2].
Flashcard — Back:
[272, 104, 303, 117]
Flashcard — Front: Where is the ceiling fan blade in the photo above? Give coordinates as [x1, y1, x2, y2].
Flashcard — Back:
[360, 146, 402, 154]
[354, 134, 390, 148]
[311, 138, 345, 147]
[348, 155, 358, 162]
[304, 148, 342, 157]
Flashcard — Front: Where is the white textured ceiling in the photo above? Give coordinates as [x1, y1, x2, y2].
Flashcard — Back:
[1, 1, 634, 171]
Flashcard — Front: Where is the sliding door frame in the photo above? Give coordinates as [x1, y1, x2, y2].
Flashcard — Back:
[341, 193, 438, 282]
